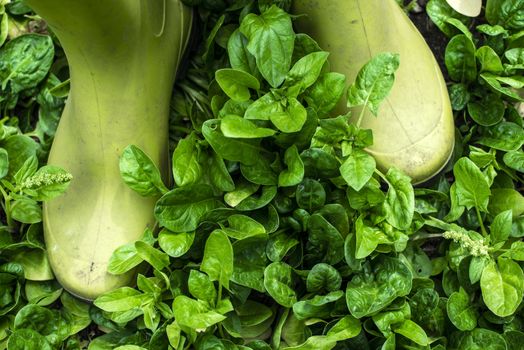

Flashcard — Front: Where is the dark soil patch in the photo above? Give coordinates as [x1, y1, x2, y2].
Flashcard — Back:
[408, 0, 449, 75]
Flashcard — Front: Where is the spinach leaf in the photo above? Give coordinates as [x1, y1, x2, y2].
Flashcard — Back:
[172, 132, 202, 187]
[154, 184, 222, 232]
[264, 262, 297, 307]
[446, 287, 478, 330]
[306, 263, 341, 293]
[382, 168, 415, 230]
[120, 145, 167, 196]
[240, 5, 295, 88]
[445, 34, 477, 83]
[215, 68, 260, 102]
[0, 34, 54, 93]
[340, 149, 376, 191]
[453, 157, 490, 212]
[480, 257, 524, 317]
[346, 256, 412, 318]
[201, 229, 234, 289]
[347, 52, 400, 115]
[279, 145, 304, 187]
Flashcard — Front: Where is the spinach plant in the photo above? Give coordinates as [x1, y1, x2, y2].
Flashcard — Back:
[1, 0, 524, 349]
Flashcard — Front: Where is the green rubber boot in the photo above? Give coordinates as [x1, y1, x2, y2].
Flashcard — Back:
[25, 0, 193, 300]
[293, 0, 454, 184]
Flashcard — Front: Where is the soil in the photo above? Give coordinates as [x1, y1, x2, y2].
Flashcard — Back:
[408, 0, 450, 74]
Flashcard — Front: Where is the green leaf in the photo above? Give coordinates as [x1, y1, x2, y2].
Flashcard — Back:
[458, 328, 508, 350]
[215, 68, 260, 102]
[284, 51, 329, 94]
[207, 151, 235, 192]
[158, 229, 194, 258]
[481, 258, 524, 317]
[0, 34, 54, 93]
[236, 185, 277, 211]
[172, 296, 226, 330]
[240, 5, 295, 87]
[305, 72, 346, 117]
[220, 115, 276, 138]
[346, 256, 412, 318]
[7, 329, 52, 350]
[306, 213, 345, 265]
[172, 132, 202, 187]
[486, 0, 524, 29]
[477, 121, 524, 151]
[488, 188, 524, 216]
[10, 249, 53, 280]
[25, 280, 62, 306]
[296, 179, 326, 212]
[245, 91, 280, 121]
[108, 243, 142, 275]
[11, 197, 41, 224]
[293, 291, 344, 320]
[134, 241, 170, 271]
[347, 52, 400, 115]
[503, 151, 524, 172]
[188, 270, 217, 305]
[467, 95, 505, 126]
[480, 73, 523, 100]
[120, 145, 167, 196]
[2, 135, 39, 177]
[453, 157, 491, 212]
[227, 29, 258, 76]
[355, 216, 389, 259]
[232, 237, 268, 292]
[306, 263, 342, 293]
[0, 147, 8, 179]
[279, 145, 304, 187]
[201, 229, 233, 289]
[476, 46, 503, 73]
[447, 287, 478, 330]
[264, 262, 297, 307]
[445, 34, 477, 83]
[241, 155, 278, 186]
[393, 319, 429, 346]
[94, 287, 147, 312]
[269, 97, 307, 133]
[491, 210, 513, 244]
[154, 184, 222, 232]
[382, 167, 415, 230]
[13, 154, 38, 186]
[61, 292, 91, 335]
[202, 119, 263, 165]
[449, 83, 470, 110]
[426, 0, 470, 37]
[326, 315, 361, 341]
[281, 335, 336, 350]
[223, 214, 267, 240]
[340, 149, 376, 191]
[373, 302, 410, 338]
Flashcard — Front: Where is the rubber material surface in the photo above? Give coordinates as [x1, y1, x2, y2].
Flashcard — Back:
[293, 0, 455, 184]
[25, 0, 193, 300]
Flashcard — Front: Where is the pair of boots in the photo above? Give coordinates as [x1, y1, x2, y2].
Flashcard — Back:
[26, 0, 454, 300]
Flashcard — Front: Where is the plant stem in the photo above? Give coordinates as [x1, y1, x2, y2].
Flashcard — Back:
[409, 232, 443, 241]
[356, 107, 366, 129]
[0, 185, 13, 228]
[172, 126, 192, 134]
[475, 206, 487, 237]
[374, 168, 390, 185]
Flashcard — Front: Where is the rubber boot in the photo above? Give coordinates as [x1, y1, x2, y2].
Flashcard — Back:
[293, 0, 454, 184]
[25, 0, 192, 300]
